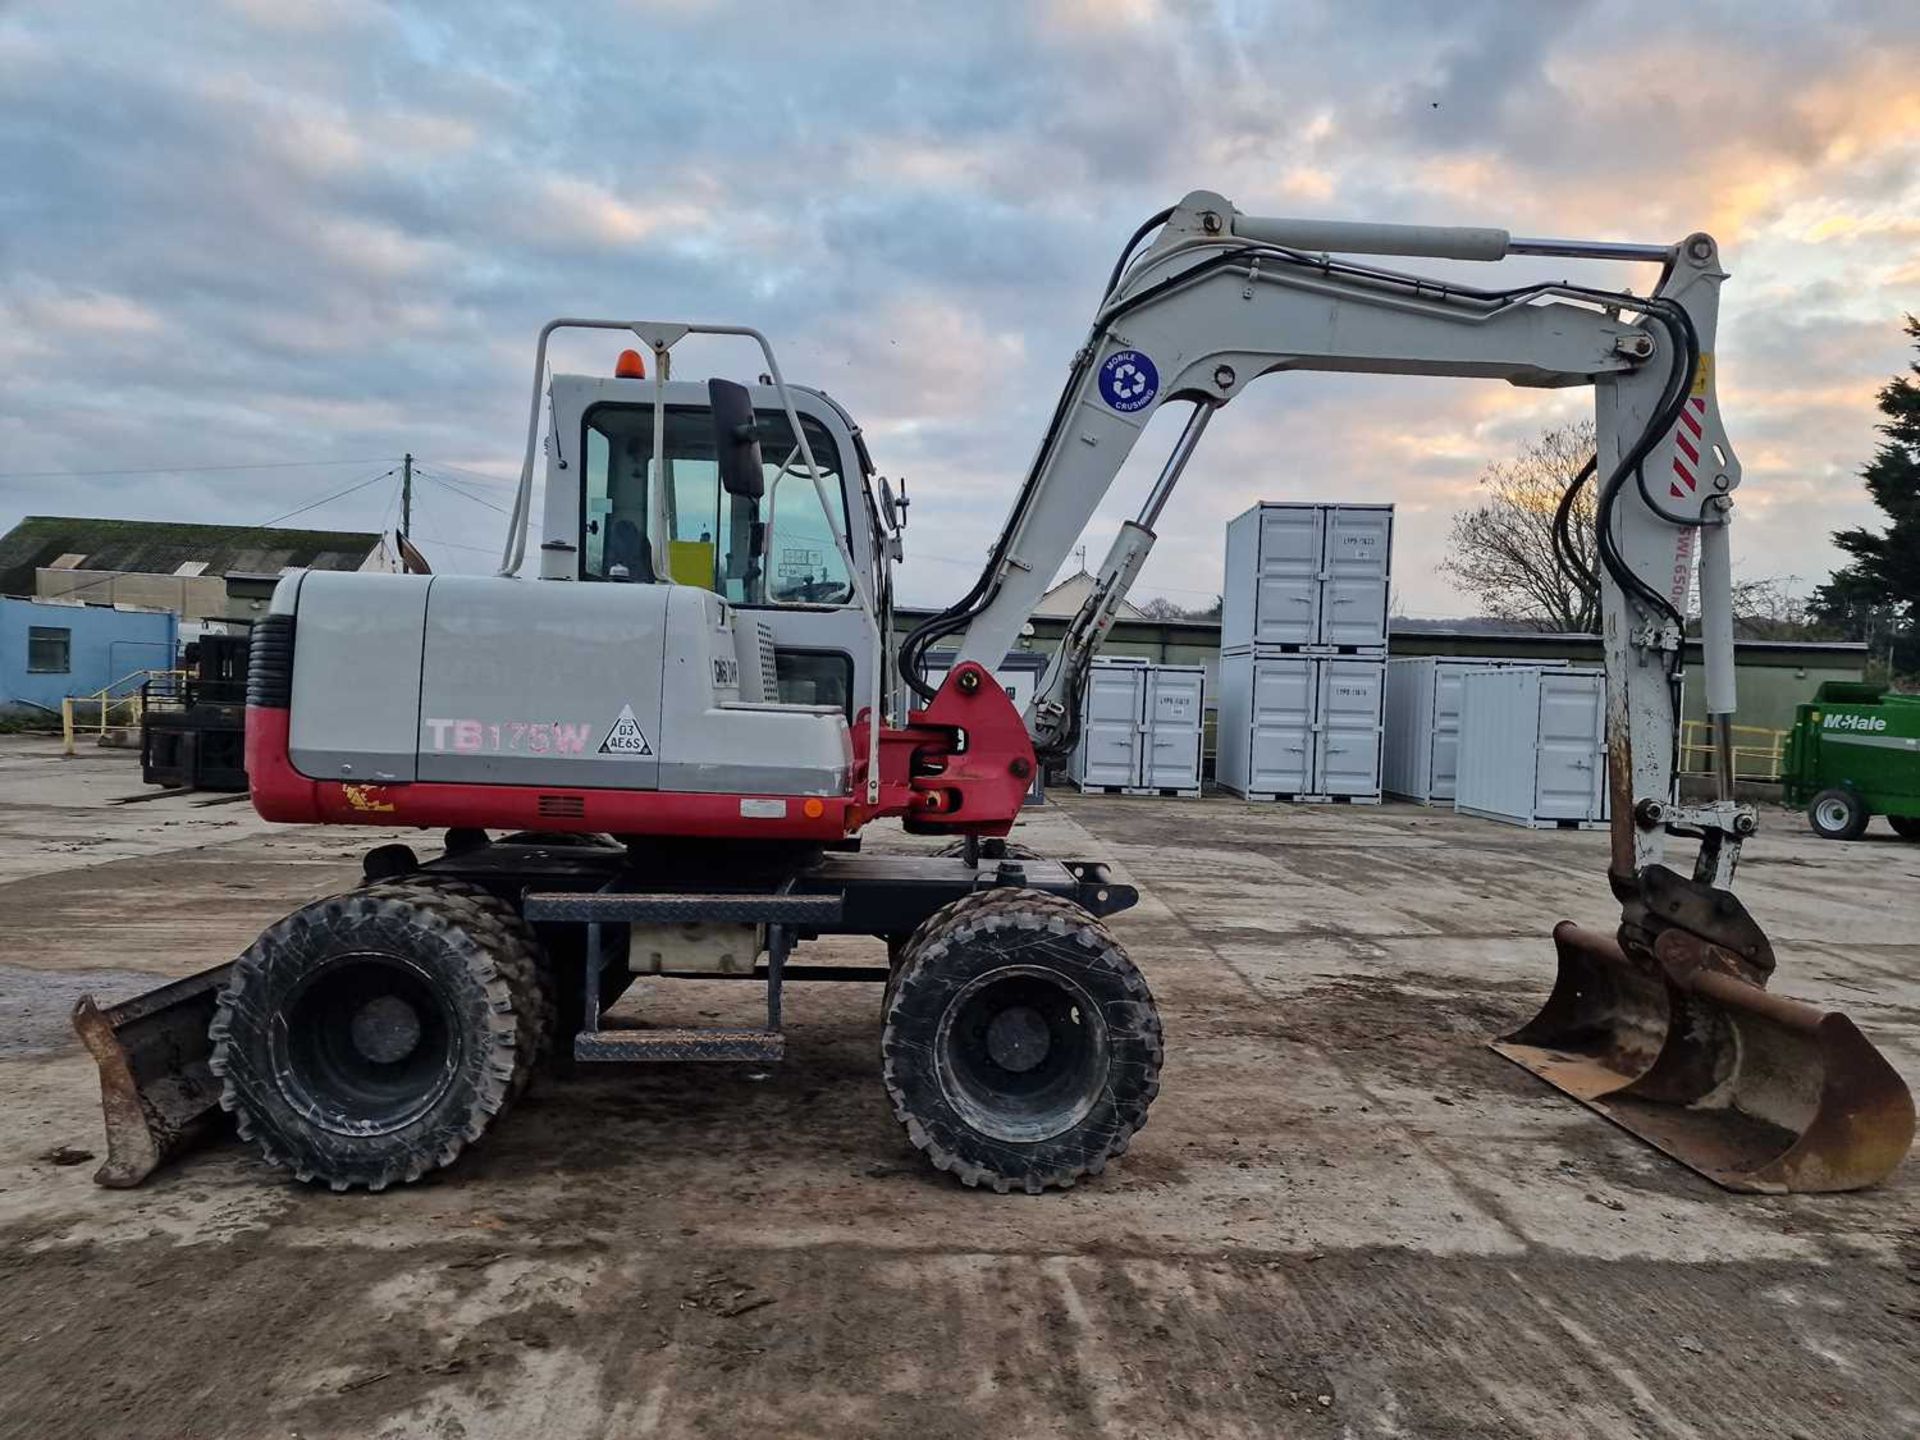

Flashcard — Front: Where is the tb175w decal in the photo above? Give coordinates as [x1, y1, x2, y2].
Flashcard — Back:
[424, 718, 595, 755]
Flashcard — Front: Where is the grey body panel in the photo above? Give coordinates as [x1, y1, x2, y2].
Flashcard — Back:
[287, 571, 428, 783]
[417, 575, 668, 789]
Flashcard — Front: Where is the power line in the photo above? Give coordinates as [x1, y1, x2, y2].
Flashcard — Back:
[0, 456, 395, 481]
[410, 531, 499, 555]
[412, 458, 516, 486]
[416, 469, 509, 514]
[256, 468, 398, 528]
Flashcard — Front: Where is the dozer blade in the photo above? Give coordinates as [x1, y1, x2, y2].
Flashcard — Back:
[1493, 922, 1914, 1193]
[71, 962, 233, 1188]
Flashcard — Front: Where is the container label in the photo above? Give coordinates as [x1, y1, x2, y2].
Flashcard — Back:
[1823, 712, 1886, 732]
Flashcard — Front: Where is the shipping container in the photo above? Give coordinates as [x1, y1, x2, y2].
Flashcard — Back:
[1221, 503, 1393, 653]
[922, 650, 1048, 806]
[1068, 659, 1206, 796]
[1454, 667, 1608, 828]
[1216, 652, 1384, 801]
[1382, 657, 1571, 804]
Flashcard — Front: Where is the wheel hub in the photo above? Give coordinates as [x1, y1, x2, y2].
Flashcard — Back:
[985, 1004, 1051, 1073]
[275, 952, 459, 1134]
[350, 995, 423, 1064]
[934, 963, 1110, 1143]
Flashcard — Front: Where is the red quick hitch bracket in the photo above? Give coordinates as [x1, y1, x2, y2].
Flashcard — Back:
[853, 662, 1036, 836]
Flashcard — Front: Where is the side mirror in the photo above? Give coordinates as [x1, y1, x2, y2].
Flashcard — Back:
[708, 378, 764, 500]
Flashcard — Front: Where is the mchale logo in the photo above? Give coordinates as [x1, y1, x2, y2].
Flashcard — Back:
[1824, 712, 1887, 732]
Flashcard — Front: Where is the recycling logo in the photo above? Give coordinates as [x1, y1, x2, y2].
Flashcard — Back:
[599, 703, 654, 756]
[1097, 349, 1159, 414]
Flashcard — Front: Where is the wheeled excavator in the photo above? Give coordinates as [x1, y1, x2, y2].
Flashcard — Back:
[74, 192, 1913, 1197]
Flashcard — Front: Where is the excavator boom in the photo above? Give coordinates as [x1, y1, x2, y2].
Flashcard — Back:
[902, 190, 1912, 1191]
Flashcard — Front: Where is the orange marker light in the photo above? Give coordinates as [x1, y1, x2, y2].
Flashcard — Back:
[614, 348, 647, 379]
[802, 798, 825, 819]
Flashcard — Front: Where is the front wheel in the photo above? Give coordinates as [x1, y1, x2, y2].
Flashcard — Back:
[1807, 788, 1869, 842]
[881, 889, 1161, 1193]
[1889, 815, 1920, 841]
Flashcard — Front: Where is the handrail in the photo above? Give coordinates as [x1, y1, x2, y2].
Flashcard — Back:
[1677, 720, 1785, 781]
[61, 669, 188, 757]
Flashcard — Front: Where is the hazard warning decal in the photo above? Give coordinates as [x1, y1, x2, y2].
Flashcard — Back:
[599, 704, 654, 756]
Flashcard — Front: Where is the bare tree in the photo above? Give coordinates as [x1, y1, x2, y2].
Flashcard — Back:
[1439, 421, 1599, 632]
[1135, 595, 1223, 622]
[1728, 575, 1838, 641]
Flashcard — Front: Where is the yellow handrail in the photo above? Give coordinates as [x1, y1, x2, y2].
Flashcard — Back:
[1677, 720, 1786, 782]
[60, 669, 189, 757]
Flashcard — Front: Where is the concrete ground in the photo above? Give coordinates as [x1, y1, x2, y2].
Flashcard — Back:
[0, 733, 1915, 1440]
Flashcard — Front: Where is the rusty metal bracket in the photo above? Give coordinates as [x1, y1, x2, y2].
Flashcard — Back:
[1623, 863, 1774, 983]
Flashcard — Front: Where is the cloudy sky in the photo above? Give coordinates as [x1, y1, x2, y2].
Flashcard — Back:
[2, 0, 1915, 617]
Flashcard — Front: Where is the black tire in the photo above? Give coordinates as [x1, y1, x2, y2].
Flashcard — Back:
[209, 881, 548, 1190]
[1807, 788, 1869, 842]
[1889, 816, 1920, 841]
[881, 888, 1161, 1194]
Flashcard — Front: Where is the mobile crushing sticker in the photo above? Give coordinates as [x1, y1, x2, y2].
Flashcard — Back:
[1097, 350, 1159, 413]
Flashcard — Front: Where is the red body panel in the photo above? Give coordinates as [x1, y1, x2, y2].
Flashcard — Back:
[245, 663, 1035, 841]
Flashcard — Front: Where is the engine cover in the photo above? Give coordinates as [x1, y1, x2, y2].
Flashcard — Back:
[280, 571, 850, 797]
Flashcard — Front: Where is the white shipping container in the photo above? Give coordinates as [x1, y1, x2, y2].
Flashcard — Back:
[1221, 502, 1393, 652]
[1216, 652, 1384, 801]
[1068, 660, 1205, 795]
[1454, 667, 1609, 828]
[1382, 657, 1571, 804]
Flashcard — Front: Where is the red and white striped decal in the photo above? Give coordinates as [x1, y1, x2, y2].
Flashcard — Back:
[1670, 396, 1707, 499]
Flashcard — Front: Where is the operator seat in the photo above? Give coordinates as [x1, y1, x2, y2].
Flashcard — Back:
[605, 517, 656, 582]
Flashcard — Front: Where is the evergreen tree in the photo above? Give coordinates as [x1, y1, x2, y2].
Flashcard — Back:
[1812, 316, 1920, 676]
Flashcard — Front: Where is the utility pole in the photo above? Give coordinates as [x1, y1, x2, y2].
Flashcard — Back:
[401, 453, 413, 540]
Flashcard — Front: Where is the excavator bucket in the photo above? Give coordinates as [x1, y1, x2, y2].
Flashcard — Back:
[1493, 922, 1913, 1192]
[71, 962, 232, 1188]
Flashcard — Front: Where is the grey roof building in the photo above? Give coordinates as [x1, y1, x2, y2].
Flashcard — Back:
[0, 516, 428, 622]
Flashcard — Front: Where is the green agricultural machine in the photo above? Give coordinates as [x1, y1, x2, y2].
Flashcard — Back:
[1783, 682, 1920, 841]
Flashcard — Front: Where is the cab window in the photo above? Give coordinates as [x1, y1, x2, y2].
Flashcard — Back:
[581, 403, 852, 606]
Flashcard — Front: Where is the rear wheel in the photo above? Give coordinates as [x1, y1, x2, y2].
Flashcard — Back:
[881, 888, 1161, 1193]
[1889, 815, 1920, 841]
[209, 881, 548, 1190]
[1808, 788, 1869, 842]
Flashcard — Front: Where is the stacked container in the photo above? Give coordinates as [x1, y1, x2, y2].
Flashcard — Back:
[1068, 659, 1206, 796]
[1217, 503, 1392, 802]
[1454, 666, 1609, 828]
[1382, 657, 1570, 805]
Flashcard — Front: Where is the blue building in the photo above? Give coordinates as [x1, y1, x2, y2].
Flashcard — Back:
[0, 596, 178, 716]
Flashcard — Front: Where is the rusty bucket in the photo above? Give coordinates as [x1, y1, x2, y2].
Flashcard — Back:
[1493, 922, 1914, 1193]
[71, 962, 232, 1187]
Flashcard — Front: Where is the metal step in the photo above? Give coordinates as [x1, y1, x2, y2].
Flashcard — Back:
[573, 1027, 785, 1063]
